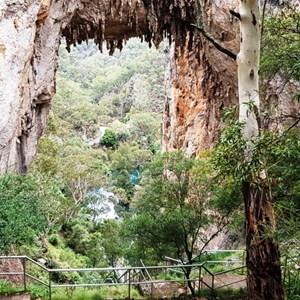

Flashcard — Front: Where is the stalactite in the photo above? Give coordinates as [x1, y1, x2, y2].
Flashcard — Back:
[61, 0, 198, 55]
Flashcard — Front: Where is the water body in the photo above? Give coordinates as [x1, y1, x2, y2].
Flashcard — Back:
[88, 187, 119, 222]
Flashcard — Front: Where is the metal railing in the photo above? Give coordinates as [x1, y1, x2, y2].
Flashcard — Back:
[282, 254, 300, 299]
[165, 249, 246, 299]
[0, 251, 247, 300]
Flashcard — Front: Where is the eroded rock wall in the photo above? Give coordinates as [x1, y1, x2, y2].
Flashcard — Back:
[163, 0, 239, 156]
[0, 1, 41, 173]
[0, 0, 80, 173]
[0, 0, 298, 172]
[0, 0, 198, 173]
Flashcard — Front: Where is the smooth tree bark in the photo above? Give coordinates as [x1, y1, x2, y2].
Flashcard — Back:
[237, 0, 260, 138]
[236, 1, 284, 299]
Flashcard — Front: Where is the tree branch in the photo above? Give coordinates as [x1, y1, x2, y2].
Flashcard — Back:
[281, 115, 300, 136]
[261, 0, 268, 37]
[281, 114, 300, 120]
[229, 9, 241, 20]
[190, 23, 237, 60]
[198, 221, 229, 255]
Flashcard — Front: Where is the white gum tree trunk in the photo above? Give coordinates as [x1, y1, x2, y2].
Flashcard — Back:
[238, 0, 260, 139]
[237, 1, 284, 299]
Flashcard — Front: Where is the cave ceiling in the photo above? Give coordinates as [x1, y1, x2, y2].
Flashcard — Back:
[60, 0, 198, 54]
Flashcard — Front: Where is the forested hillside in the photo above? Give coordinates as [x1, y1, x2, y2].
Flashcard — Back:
[30, 39, 168, 265]
[41, 38, 166, 199]
[1, 39, 168, 263]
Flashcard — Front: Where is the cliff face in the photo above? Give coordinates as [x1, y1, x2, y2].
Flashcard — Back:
[163, 0, 240, 157]
[0, 0, 198, 173]
[0, 0, 76, 173]
[0, 0, 298, 172]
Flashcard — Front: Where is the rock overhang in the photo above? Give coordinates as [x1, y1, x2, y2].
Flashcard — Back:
[60, 0, 198, 54]
[0, 0, 239, 173]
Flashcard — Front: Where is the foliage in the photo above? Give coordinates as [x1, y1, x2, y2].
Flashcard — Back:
[100, 129, 118, 149]
[210, 178, 242, 218]
[0, 175, 48, 254]
[51, 286, 141, 300]
[108, 143, 153, 201]
[53, 77, 99, 138]
[96, 220, 124, 267]
[0, 281, 23, 295]
[198, 251, 246, 274]
[53, 38, 166, 141]
[0, 281, 143, 300]
[56, 210, 124, 268]
[212, 109, 278, 184]
[44, 237, 89, 284]
[212, 118, 247, 181]
[33, 137, 60, 175]
[123, 151, 222, 266]
[284, 268, 300, 300]
[267, 129, 300, 243]
[261, 6, 300, 82]
[128, 112, 161, 142]
[213, 109, 300, 245]
[109, 120, 130, 142]
[27, 285, 49, 300]
[31, 136, 108, 225]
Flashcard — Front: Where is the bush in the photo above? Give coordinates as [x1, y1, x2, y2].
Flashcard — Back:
[100, 129, 118, 149]
[0, 175, 48, 254]
[48, 234, 62, 246]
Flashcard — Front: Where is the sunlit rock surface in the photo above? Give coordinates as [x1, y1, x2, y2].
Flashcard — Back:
[163, 0, 240, 157]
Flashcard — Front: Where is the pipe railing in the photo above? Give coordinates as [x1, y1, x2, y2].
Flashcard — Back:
[0, 252, 247, 300]
[281, 254, 300, 299]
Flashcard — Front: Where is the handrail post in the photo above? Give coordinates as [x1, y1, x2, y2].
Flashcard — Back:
[22, 257, 27, 292]
[211, 274, 214, 300]
[198, 266, 201, 296]
[165, 259, 167, 279]
[150, 282, 153, 299]
[283, 255, 288, 282]
[48, 271, 52, 300]
[128, 269, 131, 300]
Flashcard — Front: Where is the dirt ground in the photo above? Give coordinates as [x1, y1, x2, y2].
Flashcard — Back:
[0, 259, 24, 286]
[202, 273, 246, 289]
[139, 273, 246, 299]
[0, 294, 30, 300]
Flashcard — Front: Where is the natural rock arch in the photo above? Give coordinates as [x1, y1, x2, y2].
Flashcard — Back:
[0, 0, 239, 173]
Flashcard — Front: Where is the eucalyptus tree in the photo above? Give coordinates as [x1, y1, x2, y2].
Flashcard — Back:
[233, 2, 284, 298]
[193, 0, 287, 298]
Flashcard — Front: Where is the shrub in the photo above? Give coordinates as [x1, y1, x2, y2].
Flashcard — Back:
[100, 129, 118, 149]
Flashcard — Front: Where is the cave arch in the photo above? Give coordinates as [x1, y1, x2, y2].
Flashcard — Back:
[0, 0, 238, 173]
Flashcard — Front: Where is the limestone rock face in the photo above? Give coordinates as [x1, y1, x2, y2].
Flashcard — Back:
[0, 0, 79, 173]
[1, 0, 294, 172]
[0, 0, 197, 173]
[163, 0, 239, 156]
